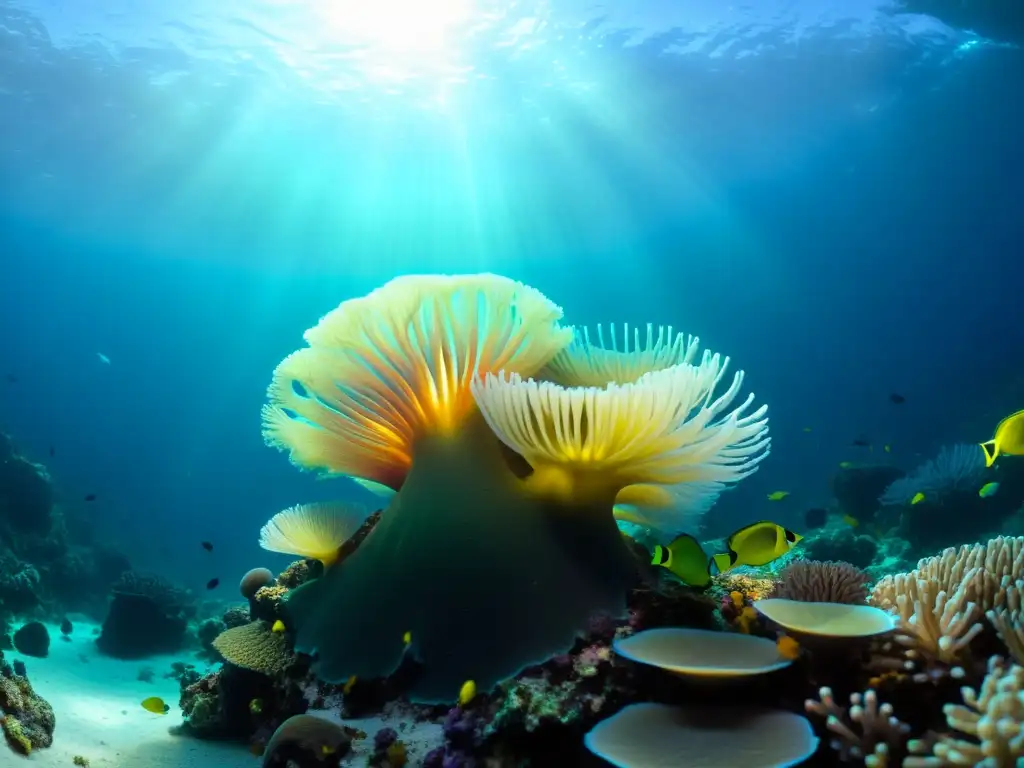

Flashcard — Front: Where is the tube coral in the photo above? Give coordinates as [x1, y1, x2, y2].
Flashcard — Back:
[258, 501, 370, 566]
[263, 273, 768, 701]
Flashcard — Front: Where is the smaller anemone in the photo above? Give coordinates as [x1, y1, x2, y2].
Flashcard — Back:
[541, 323, 700, 387]
[585, 703, 819, 768]
[258, 501, 370, 567]
[771, 560, 869, 605]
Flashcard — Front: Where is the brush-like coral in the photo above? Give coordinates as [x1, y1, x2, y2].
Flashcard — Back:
[771, 560, 869, 605]
[258, 501, 369, 567]
[905, 656, 1024, 766]
[264, 273, 768, 701]
[805, 686, 910, 766]
[879, 444, 988, 507]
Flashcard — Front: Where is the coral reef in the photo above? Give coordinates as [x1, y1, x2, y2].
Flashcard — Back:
[12, 621, 49, 658]
[0, 647, 55, 755]
[96, 572, 195, 658]
[771, 560, 869, 604]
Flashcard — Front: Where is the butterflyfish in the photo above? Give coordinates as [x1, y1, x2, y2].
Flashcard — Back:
[141, 697, 170, 715]
[271, 619, 286, 633]
[766, 491, 790, 501]
[459, 680, 477, 706]
[712, 521, 803, 573]
[911, 492, 925, 505]
[981, 409, 1024, 467]
[650, 533, 712, 588]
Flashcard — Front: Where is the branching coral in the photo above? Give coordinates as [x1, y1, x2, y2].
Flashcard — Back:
[264, 273, 769, 701]
[771, 560, 869, 605]
[870, 537, 1024, 681]
[805, 686, 910, 766]
[905, 656, 1024, 766]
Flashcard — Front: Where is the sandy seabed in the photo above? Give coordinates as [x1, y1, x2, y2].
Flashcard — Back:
[9, 620, 442, 767]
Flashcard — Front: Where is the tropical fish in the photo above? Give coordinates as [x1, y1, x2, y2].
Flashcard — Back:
[802, 427, 812, 433]
[889, 393, 906, 404]
[839, 461, 855, 469]
[459, 679, 477, 706]
[911, 492, 925, 505]
[403, 631, 412, 646]
[97, 352, 111, 364]
[60, 618, 72, 637]
[851, 437, 871, 448]
[650, 534, 712, 588]
[249, 698, 263, 714]
[804, 508, 827, 529]
[271, 620, 286, 633]
[343, 676, 357, 695]
[766, 491, 790, 501]
[712, 521, 803, 573]
[84, 494, 97, 502]
[201, 541, 213, 552]
[141, 697, 170, 715]
[206, 578, 220, 590]
[979, 482, 1000, 499]
[884, 444, 891, 453]
[981, 409, 1024, 467]
[841, 514, 859, 528]
[776, 635, 801, 660]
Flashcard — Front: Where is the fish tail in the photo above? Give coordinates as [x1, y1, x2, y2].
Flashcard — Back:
[979, 440, 998, 468]
[712, 552, 732, 573]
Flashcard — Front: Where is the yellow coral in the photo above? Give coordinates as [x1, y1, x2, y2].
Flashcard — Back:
[212, 621, 291, 675]
[1, 715, 32, 755]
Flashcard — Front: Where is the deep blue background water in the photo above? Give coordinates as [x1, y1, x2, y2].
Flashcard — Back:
[1, 0, 1022, 594]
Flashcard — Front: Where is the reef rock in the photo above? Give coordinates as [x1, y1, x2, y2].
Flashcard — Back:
[0, 648, 55, 755]
[831, 464, 905, 522]
[96, 573, 194, 659]
[0, 433, 53, 536]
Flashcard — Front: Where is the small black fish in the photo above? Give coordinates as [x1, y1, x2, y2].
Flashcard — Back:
[60, 617, 73, 636]
[889, 393, 906, 404]
[851, 438, 871, 448]
[13, 660, 26, 676]
[206, 578, 220, 590]
[805, 508, 828, 529]
[49, 446, 55, 457]
[201, 541, 213, 552]
[84, 494, 97, 502]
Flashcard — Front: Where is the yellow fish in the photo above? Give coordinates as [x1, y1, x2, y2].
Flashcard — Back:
[884, 444, 891, 453]
[766, 491, 790, 501]
[776, 635, 801, 660]
[839, 461, 855, 469]
[979, 482, 1000, 498]
[841, 514, 859, 528]
[249, 698, 263, 714]
[911, 492, 925, 505]
[403, 631, 412, 645]
[271, 619, 285, 633]
[343, 676, 357, 695]
[650, 533, 712, 588]
[712, 521, 803, 573]
[458, 680, 476, 706]
[981, 409, 1024, 467]
[141, 697, 170, 715]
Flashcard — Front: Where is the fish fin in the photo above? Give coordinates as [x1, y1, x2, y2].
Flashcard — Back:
[979, 440, 998, 468]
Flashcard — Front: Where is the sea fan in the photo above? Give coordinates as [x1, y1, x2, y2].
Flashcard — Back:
[879, 443, 988, 506]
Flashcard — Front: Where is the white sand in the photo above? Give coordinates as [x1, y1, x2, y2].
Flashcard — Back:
[7, 621, 442, 766]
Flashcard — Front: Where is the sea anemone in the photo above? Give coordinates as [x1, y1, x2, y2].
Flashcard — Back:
[258, 501, 370, 567]
[262, 273, 769, 701]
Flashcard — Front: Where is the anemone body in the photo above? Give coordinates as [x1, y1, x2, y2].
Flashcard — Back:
[285, 413, 638, 701]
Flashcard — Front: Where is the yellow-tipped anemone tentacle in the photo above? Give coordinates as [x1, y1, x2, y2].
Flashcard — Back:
[261, 274, 572, 489]
[542, 323, 701, 386]
[471, 355, 769, 516]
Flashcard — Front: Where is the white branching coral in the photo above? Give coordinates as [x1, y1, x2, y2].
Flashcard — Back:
[805, 687, 910, 767]
[905, 656, 1024, 767]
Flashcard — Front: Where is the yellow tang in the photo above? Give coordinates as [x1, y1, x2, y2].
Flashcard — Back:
[458, 680, 476, 706]
[979, 482, 1000, 498]
[271, 619, 286, 633]
[911, 492, 925, 505]
[141, 696, 170, 715]
[650, 533, 712, 588]
[981, 409, 1024, 467]
[712, 521, 802, 573]
[766, 491, 790, 501]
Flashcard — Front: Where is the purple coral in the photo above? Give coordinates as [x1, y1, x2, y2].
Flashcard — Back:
[373, 726, 398, 752]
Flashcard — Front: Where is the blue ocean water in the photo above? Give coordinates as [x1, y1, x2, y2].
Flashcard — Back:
[1, 0, 1022, 598]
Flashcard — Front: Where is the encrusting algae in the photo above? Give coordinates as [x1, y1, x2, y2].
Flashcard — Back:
[260, 273, 770, 701]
